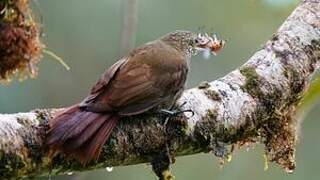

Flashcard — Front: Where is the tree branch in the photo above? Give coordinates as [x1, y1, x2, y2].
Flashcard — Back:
[0, 0, 319, 179]
[119, 0, 138, 57]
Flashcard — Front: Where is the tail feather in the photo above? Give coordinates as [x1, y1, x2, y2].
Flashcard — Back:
[64, 114, 107, 151]
[48, 111, 92, 145]
[46, 104, 119, 164]
[75, 116, 118, 163]
[50, 104, 79, 127]
[65, 112, 100, 140]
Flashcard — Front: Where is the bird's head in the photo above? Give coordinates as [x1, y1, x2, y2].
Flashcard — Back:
[161, 30, 225, 56]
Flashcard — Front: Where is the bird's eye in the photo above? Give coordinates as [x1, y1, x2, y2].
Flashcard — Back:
[194, 39, 199, 44]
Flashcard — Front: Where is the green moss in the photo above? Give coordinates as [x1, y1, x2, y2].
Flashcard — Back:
[194, 108, 260, 159]
[311, 39, 320, 50]
[206, 109, 218, 120]
[204, 89, 221, 101]
[198, 81, 210, 89]
[240, 65, 284, 114]
[16, 117, 32, 127]
[271, 34, 279, 41]
[282, 66, 305, 106]
[196, 109, 249, 144]
[240, 66, 263, 98]
[239, 64, 299, 171]
[0, 150, 33, 179]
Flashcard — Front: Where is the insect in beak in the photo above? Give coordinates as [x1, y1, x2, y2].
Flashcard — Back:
[209, 34, 225, 56]
[195, 33, 225, 56]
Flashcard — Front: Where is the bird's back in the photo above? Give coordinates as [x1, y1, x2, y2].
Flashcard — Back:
[81, 39, 189, 115]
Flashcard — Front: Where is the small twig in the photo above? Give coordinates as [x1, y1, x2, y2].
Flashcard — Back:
[43, 49, 70, 70]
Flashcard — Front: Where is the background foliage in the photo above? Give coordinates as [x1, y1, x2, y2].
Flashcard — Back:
[1, 0, 319, 179]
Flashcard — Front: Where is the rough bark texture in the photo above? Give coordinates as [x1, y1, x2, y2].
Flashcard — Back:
[0, 0, 320, 179]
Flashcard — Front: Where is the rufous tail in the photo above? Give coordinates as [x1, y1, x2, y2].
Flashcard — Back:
[46, 104, 118, 164]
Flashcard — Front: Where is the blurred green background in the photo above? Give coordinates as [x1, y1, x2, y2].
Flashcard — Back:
[1, 0, 320, 179]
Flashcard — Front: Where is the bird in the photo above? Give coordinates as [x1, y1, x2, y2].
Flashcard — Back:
[45, 30, 224, 167]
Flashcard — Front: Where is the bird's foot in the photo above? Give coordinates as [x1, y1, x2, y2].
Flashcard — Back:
[160, 109, 194, 117]
[160, 101, 193, 122]
[160, 101, 194, 132]
[160, 101, 194, 118]
[160, 108, 193, 129]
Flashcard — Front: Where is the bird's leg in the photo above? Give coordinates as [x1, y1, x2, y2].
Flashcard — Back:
[151, 146, 175, 180]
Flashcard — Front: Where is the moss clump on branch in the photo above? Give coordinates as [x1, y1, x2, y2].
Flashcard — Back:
[0, 0, 43, 82]
[198, 81, 210, 89]
[239, 64, 299, 172]
[204, 89, 221, 101]
[239, 66, 263, 98]
[194, 108, 259, 161]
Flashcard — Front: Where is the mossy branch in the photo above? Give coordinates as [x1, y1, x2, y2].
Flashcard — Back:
[0, 0, 320, 179]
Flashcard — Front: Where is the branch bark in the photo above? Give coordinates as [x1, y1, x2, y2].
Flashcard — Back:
[1, 0, 320, 179]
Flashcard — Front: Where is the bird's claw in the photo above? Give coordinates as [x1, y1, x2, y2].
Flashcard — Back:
[160, 109, 194, 118]
[160, 101, 194, 118]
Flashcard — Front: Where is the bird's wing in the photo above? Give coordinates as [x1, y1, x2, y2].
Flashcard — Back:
[81, 42, 188, 116]
[79, 58, 127, 108]
[104, 61, 164, 115]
